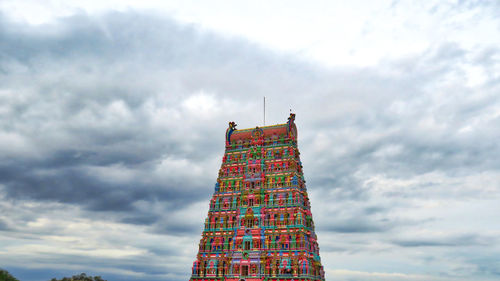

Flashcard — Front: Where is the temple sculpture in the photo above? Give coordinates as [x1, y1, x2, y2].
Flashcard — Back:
[189, 114, 325, 281]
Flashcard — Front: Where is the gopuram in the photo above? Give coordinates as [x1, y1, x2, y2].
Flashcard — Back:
[190, 114, 325, 281]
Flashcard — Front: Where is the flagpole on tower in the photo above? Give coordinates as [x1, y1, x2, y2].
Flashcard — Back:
[263, 96, 266, 126]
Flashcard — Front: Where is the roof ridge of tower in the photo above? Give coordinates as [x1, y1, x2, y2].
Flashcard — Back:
[235, 123, 287, 133]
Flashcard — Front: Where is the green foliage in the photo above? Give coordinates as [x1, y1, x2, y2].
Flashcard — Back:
[50, 273, 106, 281]
[0, 269, 20, 281]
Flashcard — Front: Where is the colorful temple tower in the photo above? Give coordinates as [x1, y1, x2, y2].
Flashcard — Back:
[190, 114, 325, 281]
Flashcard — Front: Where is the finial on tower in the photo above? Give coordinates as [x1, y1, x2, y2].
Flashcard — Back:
[226, 121, 237, 146]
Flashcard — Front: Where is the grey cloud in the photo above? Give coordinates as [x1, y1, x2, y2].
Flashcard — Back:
[0, 157, 211, 215]
[393, 234, 495, 248]
[318, 245, 350, 253]
[0, 6, 499, 281]
[316, 203, 410, 234]
[363, 206, 387, 215]
[473, 256, 500, 277]
[153, 220, 201, 236]
[0, 10, 329, 218]
[323, 218, 393, 233]
[121, 215, 159, 226]
[0, 218, 9, 231]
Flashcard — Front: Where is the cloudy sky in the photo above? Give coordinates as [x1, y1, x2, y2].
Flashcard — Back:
[0, 1, 499, 281]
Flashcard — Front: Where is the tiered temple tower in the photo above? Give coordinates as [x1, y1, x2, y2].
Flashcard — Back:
[190, 114, 325, 281]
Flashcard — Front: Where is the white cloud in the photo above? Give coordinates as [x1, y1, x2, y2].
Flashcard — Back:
[182, 91, 218, 116]
[0, 3, 499, 281]
[3, 0, 499, 67]
[326, 268, 464, 281]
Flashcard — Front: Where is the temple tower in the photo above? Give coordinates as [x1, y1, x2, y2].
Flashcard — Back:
[190, 114, 325, 281]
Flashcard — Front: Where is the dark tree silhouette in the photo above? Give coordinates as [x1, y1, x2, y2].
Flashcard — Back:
[0, 269, 20, 281]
